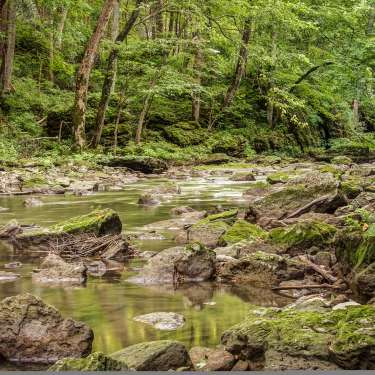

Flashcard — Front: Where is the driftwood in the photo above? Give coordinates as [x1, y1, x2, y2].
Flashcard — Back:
[298, 255, 338, 283]
[285, 194, 332, 219]
[50, 233, 134, 261]
[272, 283, 342, 291]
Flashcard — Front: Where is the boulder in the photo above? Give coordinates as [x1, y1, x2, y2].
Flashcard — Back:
[110, 340, 192, 371]
[129, 243, 215, 285]
[133, 312, 185, 331]
[103, 156, 168, 174]
[49, 352, 127, 371]
[138, 193, 160, 206]
[221, 304, 375, 370]
[220, 220, 268, 246]
[16, 208, 122, 246]
[231, 172, 256, 182]
[0, 294, 93, 363]
[170, 206, 195, 216]
[189, 346, 236, 371]
[0, 271, 19, 281]
[32, 253, 87, 285]
[216, 251, 305, 286]
[269, 220, 337, 255]
[0, 219, 22, 239]
[23, 197, 44, 207]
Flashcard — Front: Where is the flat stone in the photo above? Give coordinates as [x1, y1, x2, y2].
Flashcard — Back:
[133, 312, 185, 330]
[189, 346, 236, 371]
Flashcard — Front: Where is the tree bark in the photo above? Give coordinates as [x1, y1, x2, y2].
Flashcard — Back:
[72, 0, 116, 150]
[368, 3, 375, 35]
[55, 6, 68, 49]
[93, 0, 142, 148]
[222, 17, 251, 109]
[353, 99, 359, 127]
[0, 0, 16, 94]
[191, 32, 204, 122]
[155, 0, 164, 37]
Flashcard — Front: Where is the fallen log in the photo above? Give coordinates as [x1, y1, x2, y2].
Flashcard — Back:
[272, 283, 342, 291]
[298, 255, 337, 283]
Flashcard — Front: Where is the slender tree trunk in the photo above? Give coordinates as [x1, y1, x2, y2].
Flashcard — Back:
[55, 6, 68, 49]
[368, 3, 375, 35]
[93, 0, 142, 148]
[48, 20, 54, 82]
[155, 0, 164, 37]
[267, 29, 277, 127]
[136, 77, 157, 144]
[222, 17, 251, 109]
[353, 99, 359, 127]
[0, 0, 16, 94]
[72, 0, 116, 150]
[191, 32, 204, 122]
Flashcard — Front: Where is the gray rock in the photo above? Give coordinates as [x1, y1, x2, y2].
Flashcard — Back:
[133, 312, 185, 330]
[23, 197, 43, 207]
[0, 294, 93, 363]
[0, 271, 20, 281]
[189, 346, 236, 371]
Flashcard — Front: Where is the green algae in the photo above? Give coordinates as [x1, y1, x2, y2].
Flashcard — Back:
[221, 219, 268, 245]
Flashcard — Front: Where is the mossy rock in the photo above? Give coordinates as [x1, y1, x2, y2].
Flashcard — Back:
[329, 138, 370, 160]
[208, 133, 248, 157]
[340, 178, 364, 199]
[49, 352, 128, 371]
[102, 156, 168, 174]
[266, 171, 295, 185]
[163, 121, 208, 147]
[332, 156, 353, 165]
[110, 340, 192, 371]
[22, 175, 49, 189]
[188, 220, 230, 248]
[16, 208, 122, 245]
[269, 220, 337, 253]
[220, 219, 268, 245]
[221, 304, 375, 370]
[201, 209, 239, 225]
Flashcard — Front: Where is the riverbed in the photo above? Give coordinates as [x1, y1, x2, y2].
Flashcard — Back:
[0, 174, 291, 368]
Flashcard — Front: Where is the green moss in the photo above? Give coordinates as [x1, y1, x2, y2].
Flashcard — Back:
[22, 175, 49, 188]
[266, 171, 294, 184]
[319, 164, 345, 178]
[340, 179, 364, 199]
[197, 209, 238, 226]
[270, 221, 337, 250]
[17, 208, 121, 240]
[221, 219, 268, 245]
[163, 121, 208, 147]
[222, 305, 375, 369]
[332, 156, 353, 165]
[49, 352, 127, 371]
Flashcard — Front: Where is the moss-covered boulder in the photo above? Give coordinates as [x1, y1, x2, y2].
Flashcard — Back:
[335, 224, 375, 299]
[187, 209, 238, 247]
[220, 219, 268, 246]
[246, 172, 343, 225]
[163, 121, 208, 146]
[216, 250, 305, 286]
[102, 156, 168, 174]
[129, 243, 216, 285]
[49, 352, 127, 371]
[110, 340, 192, 371]
[332, 155, 353, 165]
[340, 178, 364, 199]
[266, 171, 295, 185]
[16, 208, 122, 246]
[269, 220, 337, 254]
[221, 304, 375, 370]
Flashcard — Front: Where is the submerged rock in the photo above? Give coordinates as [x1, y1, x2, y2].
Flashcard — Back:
[189, 346, 236, 371]
[133, 312, 185, 330]
[33, 253, 87, 285]
[23, 197, 44, 207]
[0, 271, 19, 281]
[16, 208, 122, 246]
[49, 352, 128, 371]
[0, 294, 93, 363]
[129, 243, 215, 285]
[110, 340, 192, 371]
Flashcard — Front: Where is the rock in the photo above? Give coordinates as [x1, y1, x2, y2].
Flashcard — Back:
[0, 271, 19, 281]
[87, 260, 107, 277]
[4, 261, 22, 269]
[267, 171, 296, 184]
[0, 206, 9, 212]
[139, 251, 157, 259]
[32, 253, 87, 285]
[138, 193, 160, 206]
[221, 304, 375, 370]
[332, 301, 360, 310]
[55, 177, 71, 188]
[103, 156, 168, 174]
[170, 206, 195, 216]
[285, 295, 331, 312]
[246, 172, 345, 225]
[49, 352, 128, 371]
[133, 312, 185, 330]
[231, 172, 256, 182]
[332, 156, 353, 165]
[200, 153, 233, 165]
[189, 346, 236, 371]
[129, 243, 215, 285]
[340, 178, 364, 199]
[269, 220, 337, 255]
[216, 251, 305, 286]
[23, 197, 43, 207]
[16, 208, 122, 246]
[110, 340, 192, 371]
[231, 360, 249, 371]
[0, 294, 93, 363]
[313, 251, 333, 268]
[0, 219, 22, 239]
[187, 209, 238, 248]
[220, 219, 268, 246]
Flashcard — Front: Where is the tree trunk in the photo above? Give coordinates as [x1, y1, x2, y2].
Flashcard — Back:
[93, 0, 142, 148]
[155, 0, 164, 37]
[55, 6, 68, 49]
[48, 20, 54, 82]
[72, 0, 116, 150]
[222, 17, 251, 109]
[191, 32, 204, 122]
[353, 99, 359, 127]
[0, 0, 16, 94]
[136, 77, 157, 144]
[368, 3, 375, 35]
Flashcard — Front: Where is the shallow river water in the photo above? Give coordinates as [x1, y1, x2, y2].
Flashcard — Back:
[0, 175, 291, 368]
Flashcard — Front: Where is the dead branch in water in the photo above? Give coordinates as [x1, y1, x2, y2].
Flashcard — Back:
[297, 255, 338, 283]
[272, 284, 342, 291]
